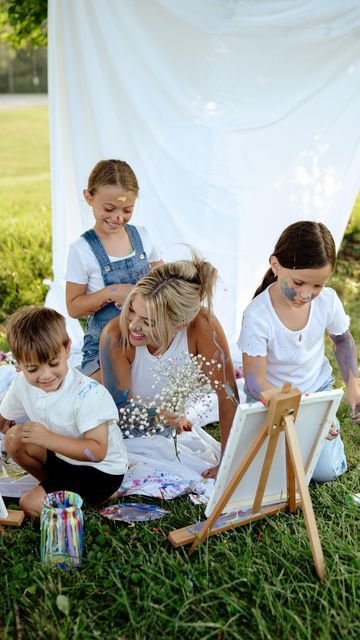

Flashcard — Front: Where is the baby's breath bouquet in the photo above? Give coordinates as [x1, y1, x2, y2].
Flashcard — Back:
[117, 354, 222, 459]
[153, 354, 222, 459]
[118, 397, 165, 439]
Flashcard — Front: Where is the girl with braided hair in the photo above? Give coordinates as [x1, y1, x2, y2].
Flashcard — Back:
[99, 254, 238, 479]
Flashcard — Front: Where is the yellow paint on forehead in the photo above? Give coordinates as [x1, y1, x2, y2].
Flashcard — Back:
[117, 196, 127, 202]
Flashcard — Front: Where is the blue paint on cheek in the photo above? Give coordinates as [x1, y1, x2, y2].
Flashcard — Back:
[279, 278, 296, 301]
[283, 287, 296, 300]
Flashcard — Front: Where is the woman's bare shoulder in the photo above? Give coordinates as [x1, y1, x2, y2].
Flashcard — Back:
[101, 316, 126, 348]
[101, 316, 135, 363]
[190, 307, 222, 332]
[102, 315, 122, 338]
[188, 308, 226, 354]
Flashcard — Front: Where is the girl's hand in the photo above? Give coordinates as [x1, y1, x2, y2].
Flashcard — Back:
[325, 425, 339, 441]
[159, 409, 192, 432]
[346, 387, 360, 424]
[106, 283, 133, 306]
[350, 401, 360, 424]
[21, 421, 51, 448]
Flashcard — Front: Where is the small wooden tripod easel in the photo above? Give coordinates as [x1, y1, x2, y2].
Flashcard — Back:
[169, 383, 327, 582]
[0, 492, 24, 527]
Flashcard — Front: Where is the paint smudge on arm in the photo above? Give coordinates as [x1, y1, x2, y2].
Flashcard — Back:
[100, 335, 129, 407]
[245, 370, 267, 400]
[84, 447, 100, 462]
[211, 330, 238, 406]
[330, 330, 358, 384]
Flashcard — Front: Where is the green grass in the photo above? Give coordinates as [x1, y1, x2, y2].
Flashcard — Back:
[0, 107, 359, 640]
[0, 106, 52, 339]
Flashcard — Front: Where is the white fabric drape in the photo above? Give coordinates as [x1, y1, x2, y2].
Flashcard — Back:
[47, 0, 360, 356]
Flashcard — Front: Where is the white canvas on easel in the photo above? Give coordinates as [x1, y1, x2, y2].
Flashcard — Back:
[205, 389, 343, 517]
[0, 492, 8, 519]
[169, 386, 343, 581]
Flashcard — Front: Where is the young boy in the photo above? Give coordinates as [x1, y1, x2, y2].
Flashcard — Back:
[0, 306, 127, 516]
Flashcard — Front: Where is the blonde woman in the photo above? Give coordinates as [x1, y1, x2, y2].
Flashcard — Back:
[99, 254, 238, 479]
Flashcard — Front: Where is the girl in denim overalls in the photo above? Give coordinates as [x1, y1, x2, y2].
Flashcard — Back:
[66, 160, 163, 379]
[238, 221, 360, 483]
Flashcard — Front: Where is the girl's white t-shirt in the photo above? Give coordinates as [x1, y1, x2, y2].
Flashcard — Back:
[237, 286, 350, 393]
[65, 225, 162, 294]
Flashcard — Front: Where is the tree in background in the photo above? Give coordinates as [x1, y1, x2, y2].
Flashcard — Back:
[0, 0, 47, 92]
[0, 0, 47, 48]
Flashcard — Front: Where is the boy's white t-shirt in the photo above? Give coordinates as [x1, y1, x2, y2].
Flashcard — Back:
[65, 225, 162, 294]
[0, 367, 128, 475]
[238, 286, 350, 393]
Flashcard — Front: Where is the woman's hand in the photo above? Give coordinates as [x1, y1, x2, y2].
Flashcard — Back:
[201, 465, 219, 479]
[159, 409, 192, 433]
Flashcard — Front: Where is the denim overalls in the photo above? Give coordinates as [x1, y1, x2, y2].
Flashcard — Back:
[80, 225, 150, 376]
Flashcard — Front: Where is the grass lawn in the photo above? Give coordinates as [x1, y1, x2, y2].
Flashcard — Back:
[0, 107, 359, 640]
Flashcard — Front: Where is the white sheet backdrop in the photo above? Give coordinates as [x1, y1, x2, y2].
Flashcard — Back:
[47, 0, 360, 357]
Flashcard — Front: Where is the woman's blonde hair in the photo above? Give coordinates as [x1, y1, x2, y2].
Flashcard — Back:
[87, 159, 139, 196]
[120, 253, 218, 353]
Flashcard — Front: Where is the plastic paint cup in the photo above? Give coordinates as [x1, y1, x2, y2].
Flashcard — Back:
[40, 491, 84, 569]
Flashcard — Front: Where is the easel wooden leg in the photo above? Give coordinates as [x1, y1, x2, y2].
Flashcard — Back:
[283, 415, 327, 582]
[286, 440, 297, 513]
[253, 431, 279, 513]
[189, 418, 269, 554]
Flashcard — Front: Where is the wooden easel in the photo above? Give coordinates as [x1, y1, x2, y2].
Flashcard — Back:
[0, 510, 25, 527]
[168, 383, 327, 582]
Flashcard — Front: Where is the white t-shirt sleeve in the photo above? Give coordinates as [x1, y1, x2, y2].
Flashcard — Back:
[326, 289, 350, 336]
[237, 307, 269, 357]
[75, 380, 119, 434]
[65, 241, 89, 285]
[138, 226, 162, 263]
[0, 376, 26, 420]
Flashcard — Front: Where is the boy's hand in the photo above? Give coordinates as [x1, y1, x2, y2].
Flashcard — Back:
[21, 421, 51, 448]
[0, 418, 15, 435]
